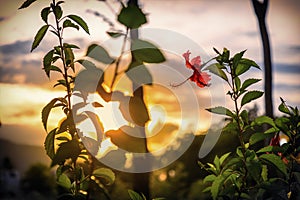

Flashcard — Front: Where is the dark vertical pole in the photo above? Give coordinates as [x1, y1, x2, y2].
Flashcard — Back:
[128, 0, 150, 198]
[252, 0, 273, 119]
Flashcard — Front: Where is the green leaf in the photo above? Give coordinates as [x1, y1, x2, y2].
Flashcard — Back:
[76, 59, 97, 70]
[126, 63, 152, 86]
[63, 43, 80, 49]
[206, 63, 228, 82]
[213, 155, 220, 173]
[222, 48, 230, 62]
[278, 98, 290, 115]
[43, 50, 54, 77]
[106, 31, 123, 38]
[44, 128, 56, 159]
[51, 139, 81, 167]
[249, 132, 272, 145]
[234, 76, 241, 91]
[67, 15, 89, 34]
[44, 65, 62, 78]
[236, 58, 260, 76]
[128, 190, 146, 200]
[18, 0, 36, 9]
[261, 165, 268, 181]
[53, 5, 63, 20]
[86, 44, 114, 64]
[240, 78, 261, 92]
[57, 173, 71, 189]
[92, 168, 115, 185]
[233, 50, 246, 70]
[251, 115, 275, 127]
[131, 39, 165, 63]
[117, 4, 147, 29]
[274, 117, 290, 134]
[64, 46, 75, 70]
[246, 160, 262, 183]
[259, 154, 287, 176]
[56, 116, 72, 134]
[54, 79, 67, 88]
[219, 152, 231, 166]
[206, 106, 234, 118]
[41, 7, 50, 23]
[241, 90, 263, 107]
[211, 175, 225, 200]
[63, 19, 79, 30]
[240, 110, 249, 125]
[256, 146, 281, 154]
[31, 25, 49, 52]
[42, 98, 66, 130]
[203, 174, 217, 183]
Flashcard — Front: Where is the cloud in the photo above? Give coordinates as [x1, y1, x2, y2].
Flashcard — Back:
[274, 63, 300, 74]
[0, 17, 5, 22]
[289, 45, 300, 54]
[0, 40, 32, 55]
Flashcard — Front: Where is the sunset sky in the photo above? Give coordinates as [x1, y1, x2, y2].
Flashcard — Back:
[0, 0, 299, 148]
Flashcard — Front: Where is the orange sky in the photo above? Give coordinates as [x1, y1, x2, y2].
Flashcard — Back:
[0, 0, 299, 148]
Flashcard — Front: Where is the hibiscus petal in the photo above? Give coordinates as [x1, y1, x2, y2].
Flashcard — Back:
[182, 50, 191, 62]
[191, 56, 201, 68]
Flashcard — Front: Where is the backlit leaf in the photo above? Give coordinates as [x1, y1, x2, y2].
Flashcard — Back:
[51, 139, 81, 167]
[232, 50, 246, 70]
[117, 4, 147, 29]
[206, 63, 228, 82]
[86, 44, 114, 64]
[67, 15, 89, 34]
[240, 78, 261, 92]
[236, 58, 260, 76]
[241, 90, 263, 107]
[128, 190, 145, 200]
[206, 106, 234, 118]
[42, 98, 66, 130]
[57, 173, 71, 189]
[31, 25, 49, 52]
[131, 39, 165, 63]
[18, 0, 36, 9]
[63, 19, 79, 30]
[44, 128, 56, 159]
[93, 168, 115, 185]
[41, 7, 50, 23]
[53, 5, 63, 20]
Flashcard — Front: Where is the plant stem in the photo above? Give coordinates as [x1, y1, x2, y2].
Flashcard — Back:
[110, 28, 129, 90]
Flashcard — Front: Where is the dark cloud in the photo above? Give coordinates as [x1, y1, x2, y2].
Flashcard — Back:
[0, 60, 48, 84]
[289, 45, 300, 53]
[243, 31, 258, 37]
[0, 17, 5, 22]
[274, 63, 300, 74]
[0, 40, 32, 55]
[275, 83, 300, 91]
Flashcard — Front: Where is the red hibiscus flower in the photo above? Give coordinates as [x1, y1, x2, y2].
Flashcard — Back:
[182, 50, 211, 88]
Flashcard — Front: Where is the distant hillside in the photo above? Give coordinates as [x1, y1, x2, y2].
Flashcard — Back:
[0, 139, 50, 175]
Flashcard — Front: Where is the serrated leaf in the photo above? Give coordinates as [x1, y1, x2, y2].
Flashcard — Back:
[51, 139, 81, 167]
[131, 39, 165, 63]
[241, 90, 263, 107]
[42, 98, 66, 130]
[249, 132, 272, 145]
[251, 115, 275, 127]
[240, 78, 261, 92]
[206, 63, 228, 82]
[63, 19, 79, 30]
[206, 106, 234, 118]
[233, 50, 246, 70]
[57, 173, 71, 189]
[86, 44, 114, 64]
[278, 98, 290, 115]
[106, 31, 123, 38]
[236, 58, 260, 76]
[18, 0, 36, 9]
[93, 168, 115, 185]
[41, 7, 50, 23]
[31, 25, 49, 52]
[44, 128, 56, 159]
[117, 4, 147, 29]
[67, 14, 89, 34]
[259, 154, 287, 176]
[128, 190, 145, 200]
